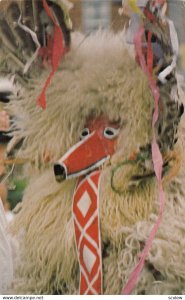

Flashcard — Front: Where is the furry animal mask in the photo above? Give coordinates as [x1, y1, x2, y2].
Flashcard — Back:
[7, 31, 185, 295]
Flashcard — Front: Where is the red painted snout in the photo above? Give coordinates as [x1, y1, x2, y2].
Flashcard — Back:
[54, 117, 119, 182]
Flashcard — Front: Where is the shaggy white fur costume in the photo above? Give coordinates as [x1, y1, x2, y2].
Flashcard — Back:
[7, 31, 185, 295]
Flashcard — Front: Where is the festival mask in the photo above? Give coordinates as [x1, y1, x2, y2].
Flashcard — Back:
[53, 116, 120, 295]
[54, 117, 120, 181]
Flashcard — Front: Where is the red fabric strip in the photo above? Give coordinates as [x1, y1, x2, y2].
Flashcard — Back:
[147, 31, 154, 75]
[143, 8, 156, 23]
[73, 171, 103, 295]
[37, 0, 65, 109]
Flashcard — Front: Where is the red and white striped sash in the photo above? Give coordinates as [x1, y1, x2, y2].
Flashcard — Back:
[73, 170, 102, 295]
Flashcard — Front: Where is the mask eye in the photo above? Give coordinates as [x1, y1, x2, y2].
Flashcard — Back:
[104, 127, 120, 139]
[80, 128, 90, 140]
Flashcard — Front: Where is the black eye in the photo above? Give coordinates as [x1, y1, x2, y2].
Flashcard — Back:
[80, 128, 90, 140]
[104, 127, 119, 139]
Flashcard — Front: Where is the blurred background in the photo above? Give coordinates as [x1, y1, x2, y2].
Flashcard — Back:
[65, 0, 185, 75]
[70, 0, 127, 33]
[69, 0, 185, 38]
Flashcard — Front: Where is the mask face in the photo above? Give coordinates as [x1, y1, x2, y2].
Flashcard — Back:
[54, 117, 120, 182]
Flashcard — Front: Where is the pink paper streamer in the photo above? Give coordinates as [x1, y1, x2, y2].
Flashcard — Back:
[122, 26, 165, 294]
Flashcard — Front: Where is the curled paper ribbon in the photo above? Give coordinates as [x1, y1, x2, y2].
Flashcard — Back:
[122, 25, 165, 295]
[17, 15, 40, 74]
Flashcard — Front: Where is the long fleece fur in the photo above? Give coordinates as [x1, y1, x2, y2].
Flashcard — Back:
[7, 31, 185, 294]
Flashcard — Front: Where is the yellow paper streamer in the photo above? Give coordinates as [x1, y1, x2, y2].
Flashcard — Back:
[128, 0, 144, 17]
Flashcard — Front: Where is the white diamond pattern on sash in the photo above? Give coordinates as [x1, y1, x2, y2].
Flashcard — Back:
[73, 171, 102, 295]
[77, 191, 92, 217]
[83, 245, 96, 274]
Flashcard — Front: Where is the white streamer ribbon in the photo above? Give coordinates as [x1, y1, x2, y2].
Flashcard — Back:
[17, 15, 40, 74]
[158, 19, 179, 84]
